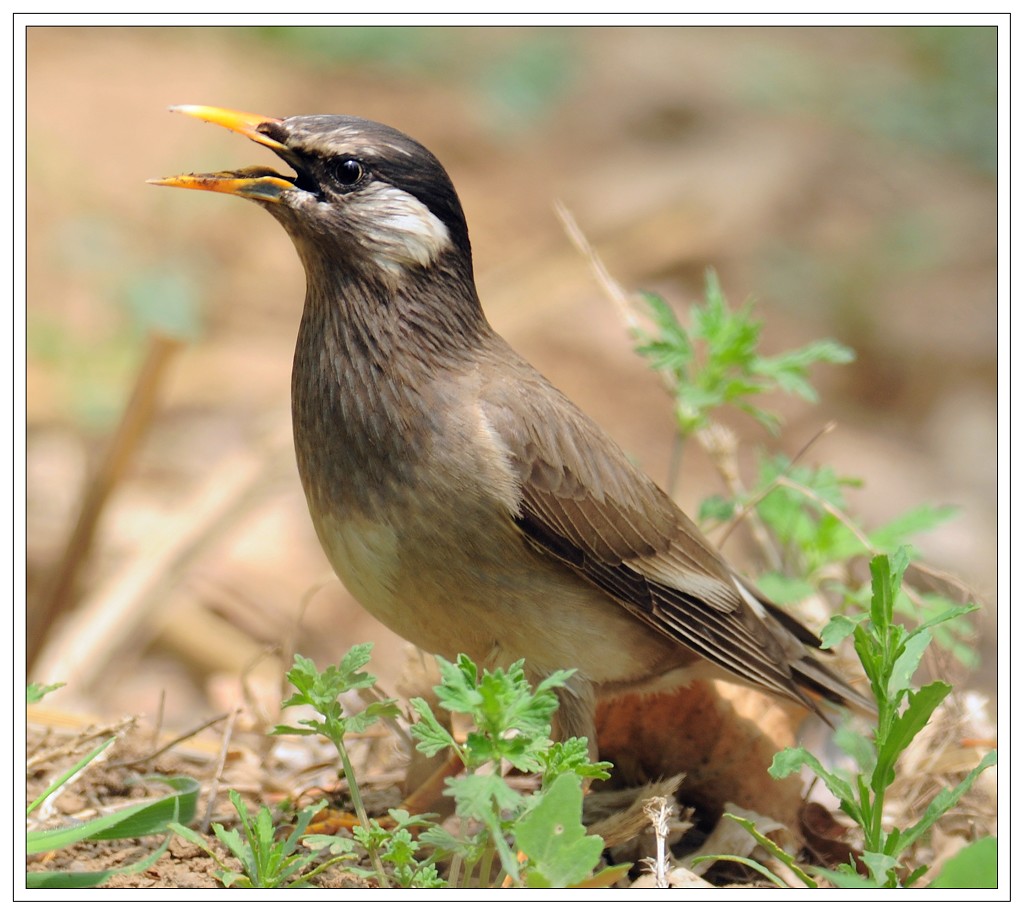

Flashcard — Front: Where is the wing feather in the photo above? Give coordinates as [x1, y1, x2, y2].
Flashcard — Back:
[479, 362, 861, 711]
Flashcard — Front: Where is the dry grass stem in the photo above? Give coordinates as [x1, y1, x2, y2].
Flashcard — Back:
[29, 334, 185, 667]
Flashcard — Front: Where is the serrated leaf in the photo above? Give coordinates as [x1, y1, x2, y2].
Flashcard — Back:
[538, 737, 611, 787]
[409, 696, 459, 757]
[336, 642, 377, 684]
[517, 773, 603, 888]
[869, 504, 958, 551]
[432, 654, 483, 714]
[446, 772, 525, 824]
[344, 699, 400, 735]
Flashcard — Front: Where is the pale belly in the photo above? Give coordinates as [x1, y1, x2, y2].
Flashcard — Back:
[310, 502, 701, 696]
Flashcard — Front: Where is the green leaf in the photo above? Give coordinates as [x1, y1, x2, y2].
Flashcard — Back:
[28, 776, 199, 853]
[409, 696, 459, 758]
[888, 628, 932, 697]
[689, 853, 790, 888]
[698, 493, 736, 523]
[446, 772, 525, 825]
[27, 735, 117, 816]
[335, 642, 378, 687]
[537, 737, 611, 787]
[769, 747, 856, 807]
[27, 837, 173, 889]
[516, 773, 604, 888]
[872, 681, 951, 794]
[811, 865, 886, 888]
[869, 548, 911, 631]
[432, 654, 484, 715]
[718, 812, 817, 888]
[195, 791, 330, 889]
[897, 750, 996, 852]
[820, 613, 864, 650]
[756, 571, 816, 605]
[930, 836, 997, 889]
[343, 699, 400, 735]
[868, 504, 958, 552]
[907, 599, 978, 640]
[27, 682, 65, 704]
[860, 850, 900, 887]
[633, 271, 852, 438]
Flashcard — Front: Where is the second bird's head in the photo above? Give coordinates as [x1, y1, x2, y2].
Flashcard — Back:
[152, 105, 474, 288]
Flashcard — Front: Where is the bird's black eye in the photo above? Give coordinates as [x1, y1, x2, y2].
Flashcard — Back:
[331, 158, 364, 187]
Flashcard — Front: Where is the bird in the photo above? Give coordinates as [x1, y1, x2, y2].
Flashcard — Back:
[151, 105, 868, 756]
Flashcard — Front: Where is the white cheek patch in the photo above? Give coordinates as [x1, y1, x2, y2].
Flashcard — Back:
[351, 184, 452, 275]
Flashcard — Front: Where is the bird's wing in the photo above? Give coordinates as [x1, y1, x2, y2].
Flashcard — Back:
[479, 364, 826, 707]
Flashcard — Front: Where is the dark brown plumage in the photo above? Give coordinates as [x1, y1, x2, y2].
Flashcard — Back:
[152, 106, 868, 753]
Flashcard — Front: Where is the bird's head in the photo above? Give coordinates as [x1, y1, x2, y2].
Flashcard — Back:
[151, 105, 473, 287]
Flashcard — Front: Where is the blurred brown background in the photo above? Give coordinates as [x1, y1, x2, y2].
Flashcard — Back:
[25, 26, 997, 727]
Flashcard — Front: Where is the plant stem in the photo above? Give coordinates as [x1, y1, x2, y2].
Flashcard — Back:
[332, 736, 390, 888]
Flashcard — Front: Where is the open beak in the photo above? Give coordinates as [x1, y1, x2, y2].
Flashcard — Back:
[148, 105, 295, 202]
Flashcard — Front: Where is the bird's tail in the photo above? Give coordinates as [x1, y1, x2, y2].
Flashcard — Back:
[739, 576, 875, 717]
[765, 605, 875, 717]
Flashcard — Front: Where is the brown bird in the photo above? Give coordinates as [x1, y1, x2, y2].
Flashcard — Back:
[152, 105, 867, 753]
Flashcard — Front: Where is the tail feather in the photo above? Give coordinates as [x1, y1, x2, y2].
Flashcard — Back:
[736, 574, 875, 717]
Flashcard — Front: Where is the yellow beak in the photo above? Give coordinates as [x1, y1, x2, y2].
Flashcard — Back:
[148, 105, 294, 201]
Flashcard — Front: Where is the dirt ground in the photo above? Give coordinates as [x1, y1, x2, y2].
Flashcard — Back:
[23, 25, 998, 892]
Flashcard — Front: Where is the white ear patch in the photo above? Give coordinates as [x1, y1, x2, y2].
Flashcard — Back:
[351, 183, 452, 275]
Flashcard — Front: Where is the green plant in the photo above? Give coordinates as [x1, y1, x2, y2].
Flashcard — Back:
[691, 550, 993, 888]
[168, 648, 433, 889]
[303, 807, 446, 889]
[634, 270, 977, 658]
[633, 270, 853, 441]
[27, 684, 199, 889]
[267, 647, 445, 887]
[169, 791, 348, 888]
[409, 654, 618, 888]
[271, 646, 400, 885]
[269, 647, 619, 888]
[620, 266, 993, 887]
[769, 548, 994, 887]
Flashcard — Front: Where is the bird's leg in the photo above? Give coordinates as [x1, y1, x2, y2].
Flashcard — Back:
[548, 672, 599, 762]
